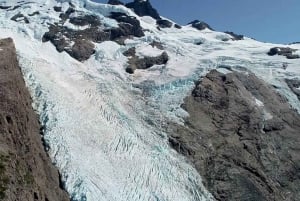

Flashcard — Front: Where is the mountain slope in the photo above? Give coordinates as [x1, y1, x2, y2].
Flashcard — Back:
[0, 38, 68, 201]
[0, 0, 300, 200]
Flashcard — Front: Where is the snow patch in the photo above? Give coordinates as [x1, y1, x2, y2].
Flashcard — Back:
[255, 98, 264, 107]
[135, 44, 164, 58]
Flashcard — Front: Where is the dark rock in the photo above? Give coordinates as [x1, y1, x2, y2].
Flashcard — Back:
[0, 6, 10, 9]
[225, 31, 244, 40]
[125, 0, 161, 20]
[268, 47, 299, 59]
[174, 24, 182, 29]
[10, 13, 29, 24]
[42, 22, 109, 60]
[188, 20, 213, 31]
[53, 6, 62, 12]
[69, 15, 101, 27]
[156, 19, 173, 28]
[59, 7, 75, 21]
[125, 51, 168, 73]
[109, 12, 144, 38]
[66, 40, 95, 61]
[168, 70, 300, 201]
[286, 54, 300, 59]
[286, 79, 300, 101]
[122, 47, 136, 57]
[289, 42, 300, 45]
[195, 41, 203, 45]
[43, 9, 145, 61]
[107, 0, 124, 5]
[149, 41, 164, 50]
[28, 11, 40, 16]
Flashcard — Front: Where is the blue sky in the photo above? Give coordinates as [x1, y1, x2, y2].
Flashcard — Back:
[93, 0, 300, 44]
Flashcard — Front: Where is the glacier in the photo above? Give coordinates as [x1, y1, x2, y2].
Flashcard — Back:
[0, 0, 300, 200]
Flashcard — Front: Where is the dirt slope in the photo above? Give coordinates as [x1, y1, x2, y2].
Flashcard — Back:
[0, 38, 69, 201]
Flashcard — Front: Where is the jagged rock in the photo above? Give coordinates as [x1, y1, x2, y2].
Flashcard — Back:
[42, 22, 108, 59]
[122, 47, 136, 57]
[149, 40, 164, 50]
[286, 79, 300, 101]
[188, 20, 213, 31]
[43, 11, 144, 61]
[268, 47, 299, 59]
[156, 19, 173, 28]
[286, 54, 300, 59]
[10, 13, 29, 24]
[66, 40, 95, 61]
[109, 12, 145, 39]
[0, 38, 69, 201]
[69, 15, 101, 27]
[125, 51, 169, 74]
[53, 6, 62, 12]
[107, 0, 124, 5]
[174, 24, 182, 29]
[28, 11, 40, 16]
[125, 0, 161, 20]
[0, 6, 10, 9]
[225, 31, 244, 40]
[168, 70, 300, 201]
[59, 7, 75, 21]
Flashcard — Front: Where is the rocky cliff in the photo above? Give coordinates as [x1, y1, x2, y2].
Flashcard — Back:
[0, 38, 69, 201]
[168, 70, 300, 201]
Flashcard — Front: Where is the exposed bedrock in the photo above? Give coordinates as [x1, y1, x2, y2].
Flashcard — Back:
[267, 47, 300, 59]
[224, 31, 244, 40]
[168, 70, 300, 201]
[43, 9, 144, 61]
[286, 79, 300, 101]
[188, 20, 214, 31]
[156, 19, 173, 28]
[123, 47, 169, 74]
[0, 38, 69, 200]
[125, 0, 161, 20]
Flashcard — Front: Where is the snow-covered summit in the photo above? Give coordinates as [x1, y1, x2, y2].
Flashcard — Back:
[0, 0, 300, 200]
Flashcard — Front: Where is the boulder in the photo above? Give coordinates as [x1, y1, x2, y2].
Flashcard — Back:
[188, 20, 213, 31]
[225, 31, 244, 40]
[268, 47, 299, 59]
[156, 19, 173, 28]
[67, 40, 95, 61]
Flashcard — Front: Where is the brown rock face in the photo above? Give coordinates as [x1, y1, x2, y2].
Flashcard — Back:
[169, 70, 300, 201]
[0, 38, 69, 201]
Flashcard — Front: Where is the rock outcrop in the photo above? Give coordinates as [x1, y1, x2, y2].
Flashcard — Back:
[286, 79, 300, 101]
[188, 20, 213, 31]
[267, 47, 300, 59]
[168, 70, 300, 201]
[0, 38, 69, 201]
[42, 7, 145, 61]
[125, 0, 161, 20]
[156, 19, 173, 28]
[123, 47, 168, 74]
[225, 31, 244, 40]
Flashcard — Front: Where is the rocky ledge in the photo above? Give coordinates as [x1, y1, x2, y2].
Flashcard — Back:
[267, 47, 300, 59]
[168, 70, 300, 201]
[0, 38, 69, 201]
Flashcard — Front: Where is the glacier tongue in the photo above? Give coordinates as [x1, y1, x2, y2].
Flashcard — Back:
[15, 38, 213, 201]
